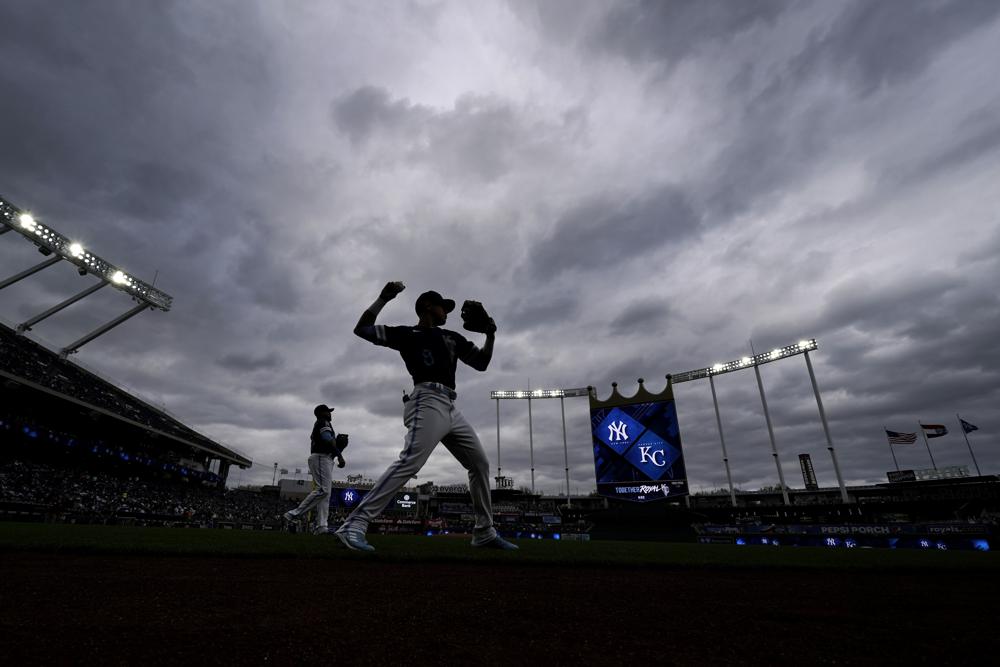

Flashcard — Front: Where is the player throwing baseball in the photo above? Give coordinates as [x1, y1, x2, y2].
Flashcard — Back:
[334, 281, 517, 552]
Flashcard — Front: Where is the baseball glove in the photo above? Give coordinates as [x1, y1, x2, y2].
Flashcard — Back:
[335, 433, 349, 450]
[461, 300, 496, 334]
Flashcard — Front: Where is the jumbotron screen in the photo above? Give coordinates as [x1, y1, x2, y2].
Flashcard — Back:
[591, 399, 688, 501]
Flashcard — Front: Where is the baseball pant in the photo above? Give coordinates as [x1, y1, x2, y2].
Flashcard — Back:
[289, 453, 333, 529]
[341, 383, 498, 544]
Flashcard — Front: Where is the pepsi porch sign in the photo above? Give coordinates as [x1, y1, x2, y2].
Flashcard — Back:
[589, 380, 689, 502]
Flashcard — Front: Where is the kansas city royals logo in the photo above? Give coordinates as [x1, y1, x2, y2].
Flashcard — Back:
[608, 420, 629, 442]
[638, 446, 666, 466]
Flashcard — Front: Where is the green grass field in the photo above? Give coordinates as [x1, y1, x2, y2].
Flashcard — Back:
[1, 521, 997, 571]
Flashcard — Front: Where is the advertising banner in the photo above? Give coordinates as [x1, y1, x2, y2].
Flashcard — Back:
[590, 380, 688, 501]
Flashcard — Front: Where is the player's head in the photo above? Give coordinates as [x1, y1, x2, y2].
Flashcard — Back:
[313, 404, 334, 419]
[415, 290, 454, 327]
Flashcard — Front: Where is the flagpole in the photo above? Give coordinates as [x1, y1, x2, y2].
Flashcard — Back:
[884, 425, 900, 472]
[957, 413, 982, 477]
[918, 421, 938, 470]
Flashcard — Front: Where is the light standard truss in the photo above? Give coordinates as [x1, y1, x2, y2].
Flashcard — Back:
[670, 339, 817, 384]
[0, 196, 172, 310]
[491, 388, 590, 399]
[671, 338, 848, 505]
[0, 195, 173, 356]
[489, 387, 589, 501]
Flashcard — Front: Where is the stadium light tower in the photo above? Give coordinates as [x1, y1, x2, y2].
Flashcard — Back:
[671, 339, 849, 505]
[0, 195, 173, 356]
[490, 387, 589, 500]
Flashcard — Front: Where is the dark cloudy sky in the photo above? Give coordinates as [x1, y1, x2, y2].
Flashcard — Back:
[2, 0, 999, 493]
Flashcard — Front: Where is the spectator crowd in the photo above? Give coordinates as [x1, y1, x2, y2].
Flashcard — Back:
[0, 460, 295, 525]
[1, 323, 240, 461]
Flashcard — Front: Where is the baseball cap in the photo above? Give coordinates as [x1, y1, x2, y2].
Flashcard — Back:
[313, 404, 335, 417]
[414, 290, 455, 315]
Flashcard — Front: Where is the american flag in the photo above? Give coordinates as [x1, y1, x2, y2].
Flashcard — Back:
[886, 429, 917, 445]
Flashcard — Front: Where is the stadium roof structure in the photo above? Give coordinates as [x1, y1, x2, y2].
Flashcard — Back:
[0, 194, 172, 356]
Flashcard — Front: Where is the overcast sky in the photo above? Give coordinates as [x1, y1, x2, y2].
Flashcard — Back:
[1, 0, 999, 494]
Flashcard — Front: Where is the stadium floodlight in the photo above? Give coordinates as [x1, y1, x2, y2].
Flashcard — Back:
[491, 387, 589, 399]
[0, 195, 172, 311]
[1, 194, 175, 355]
[669, 339, 819, 384]
[489, 385, 590, 497]
[668, 337, 848, 505]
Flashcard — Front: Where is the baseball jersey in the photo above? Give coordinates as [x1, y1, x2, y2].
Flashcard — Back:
[310, 418, 341, 455]
[358, 325, 489, 389]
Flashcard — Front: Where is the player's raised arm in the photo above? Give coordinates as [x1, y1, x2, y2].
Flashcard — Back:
[461, 329, 495, 372]
[354, 281, 405, 342]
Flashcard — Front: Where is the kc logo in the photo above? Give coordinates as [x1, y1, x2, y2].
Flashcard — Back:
[639, 446, 666, 466]
[608, 420, 629, 442]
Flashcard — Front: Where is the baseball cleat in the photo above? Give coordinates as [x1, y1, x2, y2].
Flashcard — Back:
[473, 535, 519, 550]
[282, 511, 298, 524]
[336, 529, 375, 552]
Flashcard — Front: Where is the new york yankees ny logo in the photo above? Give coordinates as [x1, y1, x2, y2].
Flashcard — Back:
[608, 420, 629, 442]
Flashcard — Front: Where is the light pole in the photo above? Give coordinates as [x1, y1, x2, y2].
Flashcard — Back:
[671, 340, 828, 506]
[490, 387, 589, 499]
[708, 374, 737, 507]
[803, 349, 848, 503]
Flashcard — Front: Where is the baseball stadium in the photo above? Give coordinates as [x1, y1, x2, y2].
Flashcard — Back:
[2, 191, 999, 663]
[4, 3, 1000, 663]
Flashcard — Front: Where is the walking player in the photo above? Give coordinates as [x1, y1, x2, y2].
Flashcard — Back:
[335, 281, 517, 552]
[283, 404, 346, 534]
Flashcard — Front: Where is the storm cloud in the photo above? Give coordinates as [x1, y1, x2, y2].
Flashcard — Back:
[1, 0, 998, 493]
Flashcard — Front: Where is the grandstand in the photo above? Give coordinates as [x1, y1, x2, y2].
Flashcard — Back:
[0, 320, 263, 526]
[1, 322, 249, 480]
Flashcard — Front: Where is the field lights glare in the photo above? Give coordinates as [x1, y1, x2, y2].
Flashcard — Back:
[1, 194, 173, 312]
[770, 349, 782, 360]
[712, 364, 724, 372]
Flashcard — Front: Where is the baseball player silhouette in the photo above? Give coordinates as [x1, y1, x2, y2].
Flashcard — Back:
[282, 404, 346, 534]
[334, 281, 517, 552]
